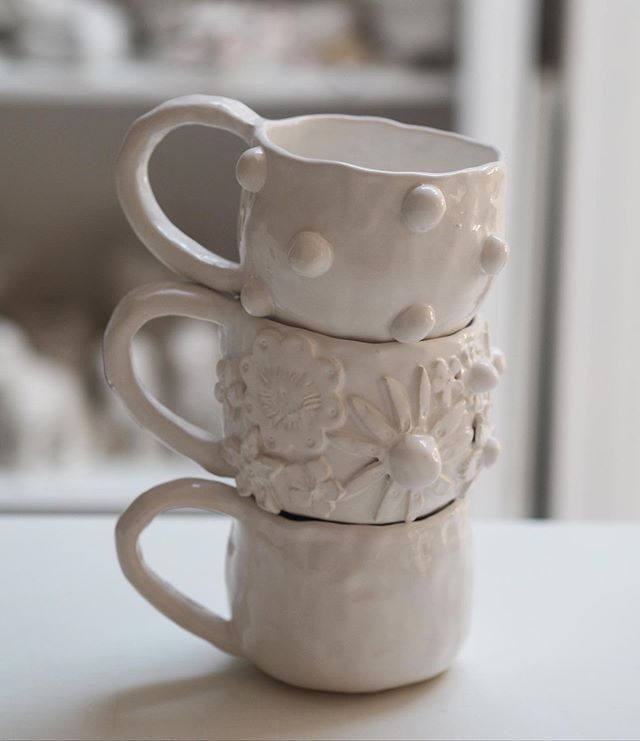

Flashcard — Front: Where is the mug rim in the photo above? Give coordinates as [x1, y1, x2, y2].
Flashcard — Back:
[243, 490, 466, 535]
[256, 113, 503, 178]
[241, 307, 482, 351]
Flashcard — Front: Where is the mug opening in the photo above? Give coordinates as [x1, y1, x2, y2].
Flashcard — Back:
[260, 114, 500, 176]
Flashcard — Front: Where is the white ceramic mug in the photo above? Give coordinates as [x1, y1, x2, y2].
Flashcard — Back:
[116, 477, 472, 693]
[116, 95, 507, 342]
[104, 282, 502, 524]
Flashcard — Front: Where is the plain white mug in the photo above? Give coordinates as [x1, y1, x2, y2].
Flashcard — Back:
[116, 477, 473, 693]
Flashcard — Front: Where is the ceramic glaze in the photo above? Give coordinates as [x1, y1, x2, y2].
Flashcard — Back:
[116, 478, 473, 693]
[116, 95, 507, 342]
[104, 282, 503, 524]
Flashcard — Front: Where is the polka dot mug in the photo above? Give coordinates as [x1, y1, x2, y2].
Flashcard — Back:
[116, 95, 508, 343]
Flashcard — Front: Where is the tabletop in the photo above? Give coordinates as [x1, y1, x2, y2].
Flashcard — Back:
[2, 513, 639, 741]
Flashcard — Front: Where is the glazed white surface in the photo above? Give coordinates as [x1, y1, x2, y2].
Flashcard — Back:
[116, 95, 507, 342]
[3, 513, 638, 740]
[116, 479, 472, 693]
[104, 283, 503, 524]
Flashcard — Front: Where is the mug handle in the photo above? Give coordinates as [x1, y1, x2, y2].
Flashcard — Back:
[103, 281, 242, 476]
[116, 95, 262, 294]
[116, 477, 251, 655]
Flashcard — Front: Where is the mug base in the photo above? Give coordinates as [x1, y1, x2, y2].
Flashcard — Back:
[252, 656, 458, 694]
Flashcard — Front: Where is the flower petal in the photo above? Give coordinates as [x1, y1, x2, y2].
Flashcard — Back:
[343, 461, 387, 500]
[384, 376, 412, 432]
[304, 457, 332, 483]
[405, 490, 424, 522]
[257, 489, 281, 514]
[242, 427, 261, 459]
[254, 456, 283, 479]
[315, 479, 342, 501]
[349, 396, 397, 444]
[374, 479, 398, 522]
[329, 433, 384, 459]
[431, 401, 466, 441]
[418, 365, 432, 427]
[440, 425, 473, 460]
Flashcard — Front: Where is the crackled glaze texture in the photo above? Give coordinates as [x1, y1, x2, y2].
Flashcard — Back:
[104, 283, 503, 523]
[116, 478, 473, 693]
[116, 95, 506, 341]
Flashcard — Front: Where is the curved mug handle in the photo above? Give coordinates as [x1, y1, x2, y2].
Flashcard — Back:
[103, 282, 241, 476]
[116, 477, 251, 655]
[116, 95, 262, 293]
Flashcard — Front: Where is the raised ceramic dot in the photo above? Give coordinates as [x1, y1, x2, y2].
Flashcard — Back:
[483, 437, 501, 466]
[388, 434, 442, 488]
[492, 348, 507, 375]
[390, 304, 436, 343]
[287, 231, 334, 278]
[401, 184, 446, 232]
[466, 360, 500, 393]
[480, 234, 509, 275]
[306, 438, 315, 448]
[240, 277, 273, 317]
[235, 147, 267, 193]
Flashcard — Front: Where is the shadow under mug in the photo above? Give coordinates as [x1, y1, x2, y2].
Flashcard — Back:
[116, 478, 472, 693]
[104, 282, 502, 525]
[117, 95, 507, 342]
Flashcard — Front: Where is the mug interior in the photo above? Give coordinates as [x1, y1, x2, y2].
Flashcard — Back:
[262, 115, 499, 175]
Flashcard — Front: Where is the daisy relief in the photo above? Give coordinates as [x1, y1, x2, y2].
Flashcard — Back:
[331, 366, 472, 523]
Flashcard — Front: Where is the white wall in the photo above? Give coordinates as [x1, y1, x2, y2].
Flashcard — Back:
[551, 0, 640, 519]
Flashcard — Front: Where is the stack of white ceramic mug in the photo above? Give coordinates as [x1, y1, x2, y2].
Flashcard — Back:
[104, 96, 508, 693]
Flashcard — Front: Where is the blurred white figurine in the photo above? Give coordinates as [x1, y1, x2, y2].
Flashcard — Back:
[12, 0, 129, 62]
[0, 319, 93, 469]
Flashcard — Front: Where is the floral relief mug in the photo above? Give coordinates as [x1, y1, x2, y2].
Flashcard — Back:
[116, 95, 508, 343]
[116, 477, 473, 693]
[104, 282, 503, 524]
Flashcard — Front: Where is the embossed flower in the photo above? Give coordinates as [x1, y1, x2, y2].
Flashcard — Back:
[240, 329, 345, 455]
[459, 412, 501, 488]
[432, 356, 464, 407]
[331, 366, 472, 522]
[284, 457, 343, 519]
[215, 357, 245, 423]
[459, 324, 501, 412]
[223, 427, 283, 513]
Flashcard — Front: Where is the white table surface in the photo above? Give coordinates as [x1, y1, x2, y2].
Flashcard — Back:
[2, 514, 639, 741]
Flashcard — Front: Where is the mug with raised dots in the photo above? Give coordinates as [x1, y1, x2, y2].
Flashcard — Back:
[104, 282, 503, 525]
[116, 95, 508, 343]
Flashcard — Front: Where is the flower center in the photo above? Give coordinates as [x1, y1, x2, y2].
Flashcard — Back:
[388, 434, 442, 489]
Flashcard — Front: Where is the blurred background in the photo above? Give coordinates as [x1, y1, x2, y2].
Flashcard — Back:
[0, 0, 637, 520]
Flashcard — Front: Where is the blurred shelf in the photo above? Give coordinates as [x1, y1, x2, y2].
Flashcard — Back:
[0, 59, 452, 108]
[0, 460, 233, 514]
